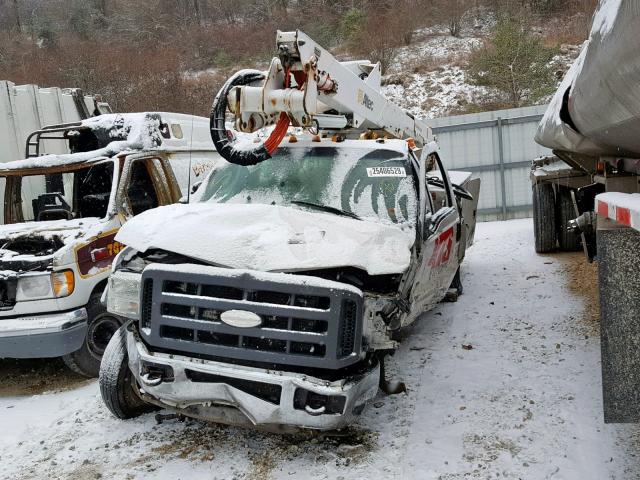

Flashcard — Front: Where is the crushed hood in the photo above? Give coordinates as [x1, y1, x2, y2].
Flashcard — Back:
[0, 218, 101, 264]
[116, 203, 415, 275]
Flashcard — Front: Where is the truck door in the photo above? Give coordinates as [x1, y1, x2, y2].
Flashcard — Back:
[407, 152, 460, 324]
[119, 157, 173, 218]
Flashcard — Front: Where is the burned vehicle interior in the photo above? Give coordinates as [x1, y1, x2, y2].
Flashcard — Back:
[2, 161, 115, 224]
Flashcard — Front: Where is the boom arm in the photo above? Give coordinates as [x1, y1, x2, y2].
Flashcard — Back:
[210, 30, 432, 165]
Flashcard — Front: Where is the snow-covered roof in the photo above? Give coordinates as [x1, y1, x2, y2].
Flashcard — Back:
[0, 112, 214, 173]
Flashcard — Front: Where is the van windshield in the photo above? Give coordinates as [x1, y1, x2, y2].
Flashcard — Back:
[2, 161, 115, 224]
[197, 146, 417, 227]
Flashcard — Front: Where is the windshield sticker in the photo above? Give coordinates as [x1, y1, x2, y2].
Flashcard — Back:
[366, 166, 406, 177]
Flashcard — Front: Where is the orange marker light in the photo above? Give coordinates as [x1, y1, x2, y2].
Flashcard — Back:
[52, 270, 75, 298]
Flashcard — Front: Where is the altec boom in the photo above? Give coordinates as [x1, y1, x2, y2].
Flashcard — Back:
[210, 30, 432, 166]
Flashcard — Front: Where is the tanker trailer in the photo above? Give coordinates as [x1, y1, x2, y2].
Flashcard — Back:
[532, 0, 640, 422]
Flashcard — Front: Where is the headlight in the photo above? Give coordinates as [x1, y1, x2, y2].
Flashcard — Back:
[107, 270, 141, 319]
[16, 270, 75, 301]
[16, 274, 53, 301]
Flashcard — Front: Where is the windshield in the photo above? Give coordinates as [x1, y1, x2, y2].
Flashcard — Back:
[2, 161, 115, 224]
[197, 146, 417, 227]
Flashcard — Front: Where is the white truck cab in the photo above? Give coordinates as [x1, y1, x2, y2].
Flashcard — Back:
[103, 134, 479, 430]
[0, 112, 220, 376]
[99, 30, 480, 431]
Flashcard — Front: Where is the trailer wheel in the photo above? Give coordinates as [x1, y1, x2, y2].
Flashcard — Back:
[532, 183, 557, 253]
[99, 325, 154, 419]
[63, 292, 121, 378]
[556, 188, 581, 251]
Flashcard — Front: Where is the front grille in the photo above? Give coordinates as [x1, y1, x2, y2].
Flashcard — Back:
[140, 264, 363, 370]
[338, 300, 357, 357]
[0, 277, 17, 311]
[141, 279, 154, 328]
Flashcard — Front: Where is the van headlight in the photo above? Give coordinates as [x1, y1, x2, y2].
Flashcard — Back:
[16, 270, 75, 301]
[107, 271, 141, 319]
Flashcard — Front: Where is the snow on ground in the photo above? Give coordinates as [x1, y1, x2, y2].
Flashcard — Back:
[382, 64, 491, 119]
[382, 31, 489, 119]
[382, 11, 581, 120]
[381, 13, 496, 119]
[1, 219, 639, 479]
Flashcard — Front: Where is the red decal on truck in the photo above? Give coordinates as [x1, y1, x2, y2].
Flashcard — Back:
[428, 227, 454, 267]
[75, 231, 122, 277]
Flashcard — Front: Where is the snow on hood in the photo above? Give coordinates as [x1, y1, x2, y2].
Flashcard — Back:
[0, 218, 101, 243]
[0, 218, 103, 263]
[116, 203, 415, 276]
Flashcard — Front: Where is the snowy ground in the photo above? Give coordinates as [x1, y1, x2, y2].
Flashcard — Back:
[1, 219, 639, 479]
[382, 30, 489, 119]
[381, 13, 581, 120]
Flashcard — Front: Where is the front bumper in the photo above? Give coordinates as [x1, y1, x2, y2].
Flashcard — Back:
[0, 308, 88, 358]
[127, 331, 380, 431]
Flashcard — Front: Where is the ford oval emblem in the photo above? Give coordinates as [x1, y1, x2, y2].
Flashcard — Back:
[220, 310, 262, 328]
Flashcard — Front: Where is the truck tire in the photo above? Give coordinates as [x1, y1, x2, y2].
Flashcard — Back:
[99, 325, 154, 419]
[556, 188, 581, 251]
[63, 292, 121, 378]
[533, 183, 557, 253]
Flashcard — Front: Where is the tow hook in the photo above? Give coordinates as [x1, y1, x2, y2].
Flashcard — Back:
[304, 405, 327, 416]
[154, 413, 186, 425]
[140, 372, 163, 387]
[378, 352, 406, 395]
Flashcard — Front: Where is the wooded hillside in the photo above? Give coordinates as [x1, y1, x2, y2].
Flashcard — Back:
[0, 0, 596, 117]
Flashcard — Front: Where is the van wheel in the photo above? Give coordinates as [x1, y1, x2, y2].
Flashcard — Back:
[63, 292, 121, 378]
[99, 325, 155, 419]
[533, 183, 557, 253]
[556, 188, 581, 251]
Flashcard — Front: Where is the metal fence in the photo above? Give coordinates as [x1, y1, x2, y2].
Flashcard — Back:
[429, 104, 551, 221]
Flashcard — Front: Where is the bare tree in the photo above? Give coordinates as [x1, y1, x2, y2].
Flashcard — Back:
[432, 0, 472, 37]
[12, 0, 21, 31]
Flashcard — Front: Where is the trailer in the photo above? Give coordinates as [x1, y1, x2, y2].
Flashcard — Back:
[0, 81, 111, 164]
[532, 0, 640, 422]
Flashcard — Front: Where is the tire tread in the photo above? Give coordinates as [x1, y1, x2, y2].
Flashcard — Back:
[99, 325, 153, 419]
[533, 183, 557, 253]
[557, 188, 581, 251]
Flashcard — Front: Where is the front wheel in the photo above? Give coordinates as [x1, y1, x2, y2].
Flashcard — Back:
[63, 292, 122, 377]
[99, 325, 155, 419]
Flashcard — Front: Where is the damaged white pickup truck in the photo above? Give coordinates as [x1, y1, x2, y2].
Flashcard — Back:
[100, 30, 480, 432]
[0, 112, 218, 376]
